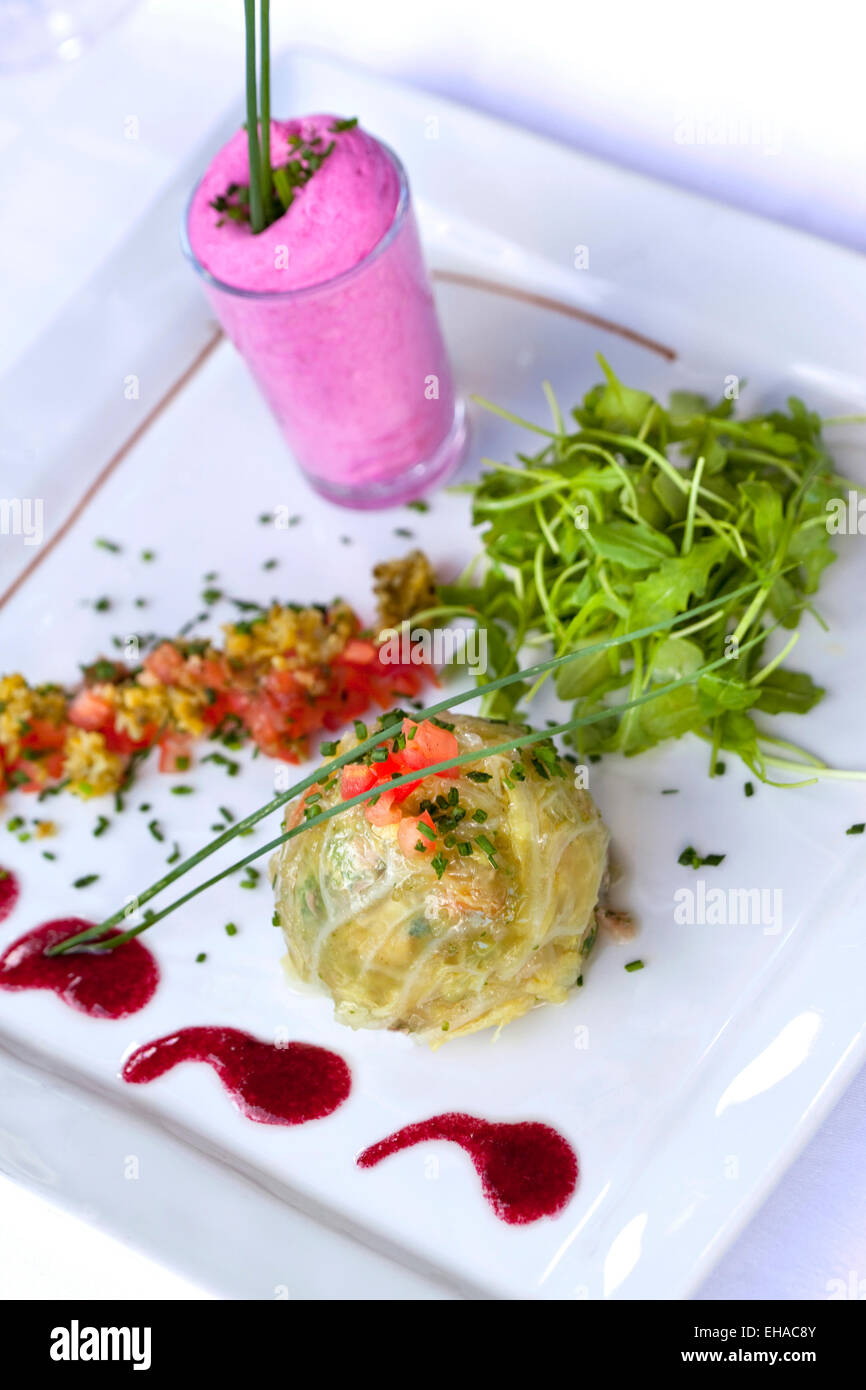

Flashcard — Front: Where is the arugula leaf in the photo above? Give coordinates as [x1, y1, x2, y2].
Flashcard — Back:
[630, 538, 727, 628]
[589, 520, 677, 570]
[446, 361, 848, 783]
[752, 669, 825, 716]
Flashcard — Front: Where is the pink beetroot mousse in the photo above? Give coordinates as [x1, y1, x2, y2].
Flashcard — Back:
[186, 115, 462, 506]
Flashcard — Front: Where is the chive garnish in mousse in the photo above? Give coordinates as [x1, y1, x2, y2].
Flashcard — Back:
[46, 595, 777, 957]
[210, 2, 348, 233]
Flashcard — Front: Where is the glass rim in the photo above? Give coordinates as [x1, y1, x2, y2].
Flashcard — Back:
[180, 134, 410, 303]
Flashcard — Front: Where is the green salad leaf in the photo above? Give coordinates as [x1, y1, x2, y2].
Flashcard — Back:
[442, 355, 855, 783]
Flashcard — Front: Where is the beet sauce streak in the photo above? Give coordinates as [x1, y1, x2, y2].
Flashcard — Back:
[0, 919, 158, 1018]
[122, 1026, 351, 1124]
[357, 1112, 577, 1224]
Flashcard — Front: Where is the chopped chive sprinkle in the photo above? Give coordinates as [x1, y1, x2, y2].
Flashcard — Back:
[202, 753, 240, 777]
[745, 782, 755, 797]
[467, 771, 492, 784]
[147, 819, 164, 842]
[95, 538, 121, 552]
[225, 922, 238, 936]
[625, 960, 645, 972]
[73, 874, 99, 888]
[678, 846, 725, 869]
[93, 815, 110, 838]
[475, 833, 497, 864]
[846, 823, 865, 835]
[431, 852, 448, 879]
[196, 952, 207, 963]
[170, 785, 194, 796]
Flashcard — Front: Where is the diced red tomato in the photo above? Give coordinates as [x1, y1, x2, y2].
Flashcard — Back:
[144, 642, 187, 686]
[102, 722, 158, 756]
[20, 717, 66, 752]
[397, 811, 436, 858]
[340, 764, 377, 800]
[365, 789, 402, 826]
[158, 732, 193, 774]
[400, 718, 459, 776]
[339, 639, 377, 665]
[67, 689, 114, 731]
[195, 656, 233, 692]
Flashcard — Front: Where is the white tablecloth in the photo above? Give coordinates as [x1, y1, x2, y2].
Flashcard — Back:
[1, 0, 864, 1301]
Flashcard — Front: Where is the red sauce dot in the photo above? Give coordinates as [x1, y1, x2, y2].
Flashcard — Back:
[0, 919, 158, 1018]
[123, 1026, 351, 1125]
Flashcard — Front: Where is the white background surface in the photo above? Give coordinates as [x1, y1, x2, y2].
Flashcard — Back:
[0, 0, 864, 1302]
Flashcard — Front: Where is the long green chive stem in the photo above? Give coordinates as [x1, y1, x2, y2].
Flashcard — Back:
[44, 579, 762, 958]
[243, 0, 264, 233]
[759, 756, 866, 782]
[49, 631, 770, 956]
[259, 0, 273, 224]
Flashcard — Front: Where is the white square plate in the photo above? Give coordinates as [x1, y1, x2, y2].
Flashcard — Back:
[1, 52, 865, 1301]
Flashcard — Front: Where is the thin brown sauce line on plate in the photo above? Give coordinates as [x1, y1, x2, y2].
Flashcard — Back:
[0, 327, 224, 613]
[432, 269, 678, 362]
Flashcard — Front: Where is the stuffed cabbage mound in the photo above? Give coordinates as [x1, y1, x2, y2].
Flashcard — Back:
[270, 712, 608, 1045]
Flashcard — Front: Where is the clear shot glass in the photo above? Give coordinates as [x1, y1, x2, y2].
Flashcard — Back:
[182, 143, 466, 509]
